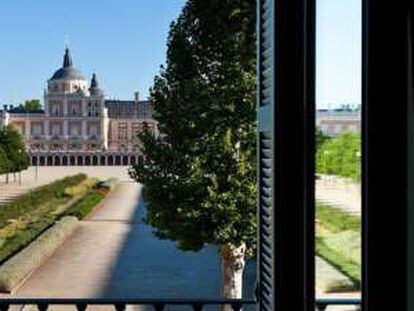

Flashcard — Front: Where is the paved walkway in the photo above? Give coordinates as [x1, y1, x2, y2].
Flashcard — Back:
[316, 175, 361, 215]
[12, 182, 145, 311]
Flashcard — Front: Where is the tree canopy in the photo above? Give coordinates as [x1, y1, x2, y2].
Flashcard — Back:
[129, 0, 257, 252]
[316, 131, 361, 181]
[23, 99, 42, 112]
[0, 125, 29, 174]
[0, 146, 10, 175]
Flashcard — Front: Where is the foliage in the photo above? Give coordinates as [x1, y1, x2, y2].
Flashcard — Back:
[0, 174, 87, 263]
[316, 202, 361, 288]
[0, 125, 29, 174]
[65, 177, 99, 197]
[316, 131, 361, 181]
[129, 0, 257, 252]
[0, 146, 10, 175]
[316, 202, 360, 233]
[23, 99, 42, 112]
[316, 126, 330, 149]
[64, 190, 105, 220]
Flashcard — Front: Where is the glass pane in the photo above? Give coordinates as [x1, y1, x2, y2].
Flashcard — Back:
[316, 0, 362, 310]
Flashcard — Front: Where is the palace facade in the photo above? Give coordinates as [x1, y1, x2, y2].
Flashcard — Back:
[0, 48, 157, 166]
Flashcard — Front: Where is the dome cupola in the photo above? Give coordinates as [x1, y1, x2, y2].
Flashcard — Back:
[50, 47, 86, 81]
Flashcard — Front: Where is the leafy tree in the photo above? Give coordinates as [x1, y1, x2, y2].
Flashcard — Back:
[0, 146, 10, 175]
[0, 125, 29, 176]
[129, 0, 256, 303]
[316, 132, 361, 181]
[23, 99, 42, 112]
[316, 126, 330, 148]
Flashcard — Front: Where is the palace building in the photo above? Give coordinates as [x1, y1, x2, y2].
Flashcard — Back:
[0, 48, 157, 166]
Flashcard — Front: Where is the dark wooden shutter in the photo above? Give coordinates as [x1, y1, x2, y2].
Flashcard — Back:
[362, 1, 413, 310]
[257, 0, 315, 310]
[257, 0, 275, 310]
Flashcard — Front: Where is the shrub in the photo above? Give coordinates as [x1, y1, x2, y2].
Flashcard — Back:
[64, 191, 105, 220]
[0, 174, 87, 263]
[316, 132, 361, 181]
[0, 216, 79, 292]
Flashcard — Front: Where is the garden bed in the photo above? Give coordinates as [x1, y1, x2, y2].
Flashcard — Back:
[316, 202, 361, 289]
[0, 174, 88, 263]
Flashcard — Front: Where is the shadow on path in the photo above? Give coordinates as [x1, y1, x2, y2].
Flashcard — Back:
[102, 189, 256, 310]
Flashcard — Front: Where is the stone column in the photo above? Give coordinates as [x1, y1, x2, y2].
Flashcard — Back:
[25, 119, 30, 137]
[63, 120, 69, 138]
[44, 120, 50, 137]
[82, 120, 88, 137]
[63, 99, 68, 117]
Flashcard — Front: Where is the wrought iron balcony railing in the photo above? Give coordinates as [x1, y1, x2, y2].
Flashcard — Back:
[0, 297, 361, 310]
[316, 298, 361, 310]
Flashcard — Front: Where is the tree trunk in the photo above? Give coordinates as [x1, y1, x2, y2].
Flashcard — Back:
[5, 173, 8, 184]
[220, 243, 246, 311]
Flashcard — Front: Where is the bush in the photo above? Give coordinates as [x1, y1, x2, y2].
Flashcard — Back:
[0, 216, 79, 292]
[64, 190, 105, 220]
[316, 131, 361, 181]
[0, 174, 86, 227]
[0, 174, 87, 263]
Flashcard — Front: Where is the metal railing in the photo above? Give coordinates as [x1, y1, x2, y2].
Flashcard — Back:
[0, 297, 361, 310]
[0, 298, 254, 311]
[316, 298, 361, 310]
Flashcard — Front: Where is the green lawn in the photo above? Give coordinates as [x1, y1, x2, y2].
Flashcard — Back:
[316, 202, 361, 289]
[0, 174, 87, 263]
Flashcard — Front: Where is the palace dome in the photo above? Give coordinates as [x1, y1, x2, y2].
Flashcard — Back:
[50, 47, 86, 81]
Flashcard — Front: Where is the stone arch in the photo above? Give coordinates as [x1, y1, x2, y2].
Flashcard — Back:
[108, 155, 114, 166]
[100, 156, 106, 166]
[115, 155, 121, 166]
[31, 156, 38, 166]
[122, 156, 129, 166]
[70, 156, 76, 166]
[47, 156, 53, 166]
[54, 156, 61, 166]
[92, 156, 98, 166]
[85, 156, 91, 166]
[77, 156, 84, 166]
[62, 156, 68, 166]
[40, 156, 45, 166]
[130, 155, 137, 165]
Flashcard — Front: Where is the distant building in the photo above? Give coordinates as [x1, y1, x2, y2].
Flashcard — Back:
[316, 108, 361, 137]
[0, 47, 157, 166]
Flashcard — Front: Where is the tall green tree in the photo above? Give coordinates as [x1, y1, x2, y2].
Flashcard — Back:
[0, 125, 29, 177]
[0, 146, 10, 175]
[23, 99, 42, 112]
[129, 0, 257, 303]
[316, 132, 361, 181]
[316, 126, 330, 148]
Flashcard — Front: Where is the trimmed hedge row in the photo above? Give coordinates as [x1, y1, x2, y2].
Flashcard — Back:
[0, 174, 87, 263]
[0, 216, 79, 292]
[0, 174, 87, 228]
[64, 190, 106, 220]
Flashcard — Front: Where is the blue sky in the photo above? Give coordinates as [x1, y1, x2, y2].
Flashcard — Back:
[0, 0, 361, 109]
[317, 0, 361, 108]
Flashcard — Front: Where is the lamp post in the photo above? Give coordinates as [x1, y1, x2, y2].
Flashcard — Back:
[35, 149, 39, 182]
[18, 149, 22, 186]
